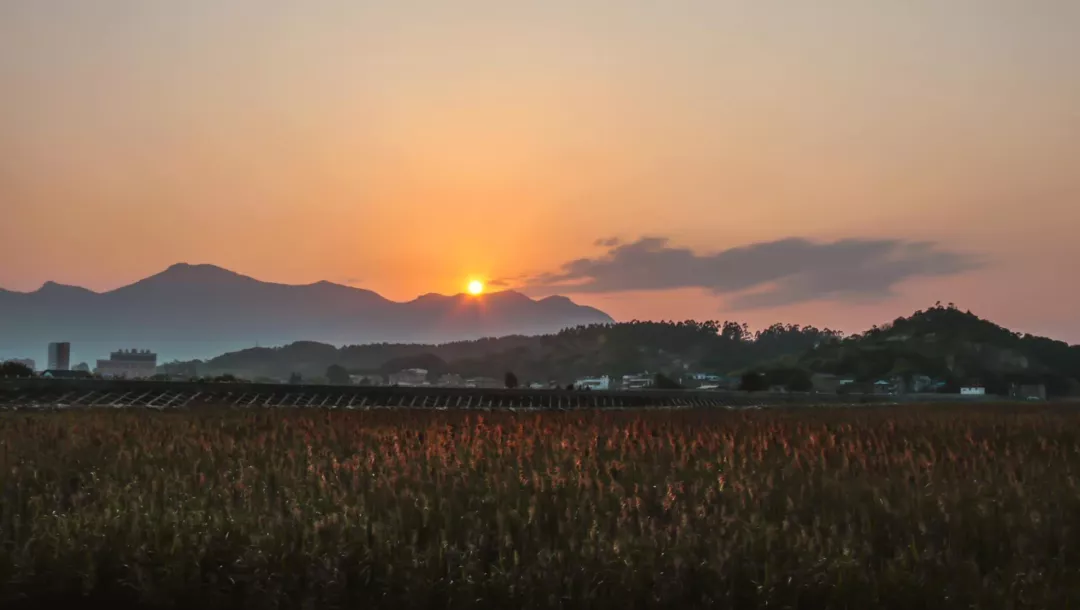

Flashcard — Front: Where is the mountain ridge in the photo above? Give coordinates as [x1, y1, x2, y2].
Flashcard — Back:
[8, 263, 560, 305]
[0, 263, 613, 362]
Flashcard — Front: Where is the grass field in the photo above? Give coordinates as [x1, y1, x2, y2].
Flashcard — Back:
[1, 405, 1078, 609]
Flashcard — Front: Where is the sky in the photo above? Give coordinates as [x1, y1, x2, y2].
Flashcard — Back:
[2, 1, 1079, 341]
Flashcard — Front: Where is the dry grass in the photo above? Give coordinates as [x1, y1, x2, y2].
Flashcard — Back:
[1, 404, 1079, 609]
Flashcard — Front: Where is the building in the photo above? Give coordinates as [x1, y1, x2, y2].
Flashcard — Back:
[621, 373, 653, 390]
[960, 386, 986, 396]
[389, 368, 428, 387]
[464, 377, 503, 389]
[95, 349, 158, 379]
[3, 358, 36, 371]
[48, 342, 71, 371]
[435, 373, 465, 387]
[575, 376, 611, 391]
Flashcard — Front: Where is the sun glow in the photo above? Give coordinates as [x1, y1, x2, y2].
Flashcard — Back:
[467, 280, 484, 295]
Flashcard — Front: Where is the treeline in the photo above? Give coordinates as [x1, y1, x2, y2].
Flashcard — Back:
[162, 305, 1080, 396]
[0, 361, 34, 378]
[177, 321, 842, 384]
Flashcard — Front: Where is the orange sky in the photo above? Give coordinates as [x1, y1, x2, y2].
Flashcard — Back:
[2, 2, 1079, 340]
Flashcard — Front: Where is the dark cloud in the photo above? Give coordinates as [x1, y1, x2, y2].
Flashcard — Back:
[526, 236, 983, 309]
[486, 278, 510, 288]
[594, 237, 622, 247]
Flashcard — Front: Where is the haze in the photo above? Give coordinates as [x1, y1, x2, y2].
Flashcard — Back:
[2, 1, 1079, 340]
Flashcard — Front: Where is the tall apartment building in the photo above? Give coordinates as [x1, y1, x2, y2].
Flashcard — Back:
[48, 342, 71, 371]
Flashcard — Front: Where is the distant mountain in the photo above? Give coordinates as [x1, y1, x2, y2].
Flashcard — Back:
[0, 263, 613, 362]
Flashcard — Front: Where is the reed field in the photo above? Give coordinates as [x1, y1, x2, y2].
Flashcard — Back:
[1, 404, 1078, 609]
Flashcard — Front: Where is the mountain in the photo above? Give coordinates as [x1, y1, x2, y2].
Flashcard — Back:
[0, 264, 613, 362]
[794, 304, 1080, 395]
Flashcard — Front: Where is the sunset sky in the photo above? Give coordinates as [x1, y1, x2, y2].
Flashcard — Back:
[2, 2, 1079, 340]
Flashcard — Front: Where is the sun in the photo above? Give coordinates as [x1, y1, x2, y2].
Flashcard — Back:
[467, 280, 485, 295]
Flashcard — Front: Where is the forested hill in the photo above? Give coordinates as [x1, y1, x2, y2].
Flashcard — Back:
[796, 304, 1080, 395]
[172, 305, 1080, 394]
[186, 321, 842, 383]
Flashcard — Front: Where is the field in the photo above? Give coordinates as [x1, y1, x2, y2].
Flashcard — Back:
[1, 405, 1079, 609]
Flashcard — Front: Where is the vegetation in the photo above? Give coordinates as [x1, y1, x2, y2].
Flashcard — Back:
[744, 367, 814, 392]
[801, 303, 1080, 396]
[652, 372, 682, 390]
[739, 372, 768, 392]
[187, 321, 842, 384]
[325, 365, 351, 386]
[503, 371, 519, 389]
[379, 353, 448, 382]
[1, 406, 1077, 609]
[155, 304, 1080, 396]
[0, 362, 34, 378]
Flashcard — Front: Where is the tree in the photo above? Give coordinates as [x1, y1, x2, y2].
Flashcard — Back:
[0, 362, 34, 378]
[288, 372, 303, 385]
[380, 353, 448, 382]
[760, 367, 813, 392]
[326, 364, 351, 385]
[786, 370, 814, 392]
[504, 371, 519, 389]
[739, 372, 768, 392]
[653, 373, 683, 390]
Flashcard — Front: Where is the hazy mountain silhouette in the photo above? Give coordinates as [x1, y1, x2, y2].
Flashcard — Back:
[0, 263, 613, 362]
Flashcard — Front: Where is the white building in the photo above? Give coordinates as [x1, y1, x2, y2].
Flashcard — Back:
[464, 377, 503, 389]
[960, 386, 986, 396]
[575, 376, 611, 391]
[96, 349, 158, 379]
[622, 373, 653, 390]
[389, 368, 428, 386]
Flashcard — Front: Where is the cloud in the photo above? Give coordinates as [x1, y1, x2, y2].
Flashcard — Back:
[593, 237, 622, 248]
[526, 236, 983, 309]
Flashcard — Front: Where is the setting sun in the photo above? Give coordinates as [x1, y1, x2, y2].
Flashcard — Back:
[467, 280, 484, 295]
